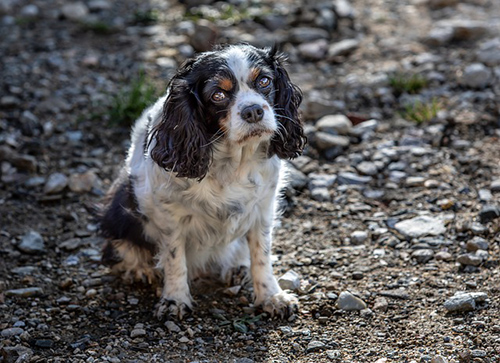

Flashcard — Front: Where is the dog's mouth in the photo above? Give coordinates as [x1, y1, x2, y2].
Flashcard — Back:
[236, 127, 275, 144]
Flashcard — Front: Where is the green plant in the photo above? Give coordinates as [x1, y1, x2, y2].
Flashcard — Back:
[81, 21, 113, 34]
[400, 98, 441, 124]
[134, 9, 159, 25]
[216, 313, 266, 333]
[389, 73, 428, 96]
[108, 72, 158, 126]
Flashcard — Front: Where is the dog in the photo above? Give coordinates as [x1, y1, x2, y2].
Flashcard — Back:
[100, 44, 306, 320]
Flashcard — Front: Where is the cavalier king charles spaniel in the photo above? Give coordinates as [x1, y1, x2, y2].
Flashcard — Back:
[100, 44, 306, 320]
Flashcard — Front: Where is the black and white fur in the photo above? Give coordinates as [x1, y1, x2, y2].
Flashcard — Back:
[100, 44, 306, 320]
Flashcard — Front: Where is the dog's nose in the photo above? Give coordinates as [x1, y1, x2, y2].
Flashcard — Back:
[241, 104, 264, 123]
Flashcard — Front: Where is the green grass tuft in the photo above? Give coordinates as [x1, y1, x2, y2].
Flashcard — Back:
[400, 98, 441, 124]
[134, 9, 159, 25]
[389, 73, 428, 96]
[108, 72, 159, 126]
[81, 21, 114, 34]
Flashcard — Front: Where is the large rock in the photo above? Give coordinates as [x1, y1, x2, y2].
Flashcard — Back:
[18, 231, 45, 254]
[394, 216, 446, 239]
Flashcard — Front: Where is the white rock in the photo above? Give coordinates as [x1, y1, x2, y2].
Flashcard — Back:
[316, 114, 353, 135]
[351, 230, 368, 244]
[278, 270, 300, 291]
[62, 2, 89, 21]
[394, 216, 446, 239]
[328, 39, 360, 57]
[44, 173, 68, 194]
[315, 132, 350, 150]
[461, 63, 492, 89]
[18, 231, 45, 254]
[20, 4, 39, 17]
[337, 291, 367, 311]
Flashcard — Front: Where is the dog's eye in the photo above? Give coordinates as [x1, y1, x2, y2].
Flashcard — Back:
[258, 76, 271, 89]
[212, 91, 227, 102]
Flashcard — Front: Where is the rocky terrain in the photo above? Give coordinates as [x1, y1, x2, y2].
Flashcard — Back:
[1, 0, 500, 362]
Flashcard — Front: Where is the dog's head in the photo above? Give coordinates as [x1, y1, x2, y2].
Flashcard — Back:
[150, 44, 305, 179]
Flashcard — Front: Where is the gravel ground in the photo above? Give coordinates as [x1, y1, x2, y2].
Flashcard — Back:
[1, 0, 500, 362]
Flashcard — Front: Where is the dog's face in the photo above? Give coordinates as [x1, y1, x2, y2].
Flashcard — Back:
[150, 44, 306, 179]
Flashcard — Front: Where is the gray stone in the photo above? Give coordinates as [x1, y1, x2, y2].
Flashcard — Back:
[373, 297, 388, 312]
[164, 321, 181, 333]
[491, 178, 500, 192]
[355, 161, 378, 176]
[316, 114, 353, 135]
[0, 95, 21, 108]
[5, 287, 43, 297]
[315, 132, 350, 150]
[388, 171, 407, 183]
[435, 251, 453, 261]
[337, 172, 372, 185]
[61, 2, 89, 21]
[461, 63, 492, 89]
[425, 26, 454, 46]
[477, 40, 500, 66]
[444, 293, 475, 312]
[1, 328, 24, 337]
[351, 230, 368, 244]
[466, 237, 489, 252]
[411, 249, 434, 264]
[298, 39, 328, 60]
[88, 0, 112, 11]
[286, 164, 308, 190]
[20, 4, 39, 17]
[478, 204, 500, 223]
[328, 39, 360, 57]
[306, 340, 326, 353]
[478, 188, 492, 202]
[333, 0, 354, 18]
[59, 238, 82, 251]
[289, 27, 329, 43]
[405, 176, 426, 187]
[278, 270, 301, 291]
[18, 231, 45, 254]
[337, 291, 367, 311]
[394, 216, 446, 239]
[130, 328, 146, 338]
[439, 19, 489, 40]
[457, 250, 488, 266]
[44, 173, 68, 194]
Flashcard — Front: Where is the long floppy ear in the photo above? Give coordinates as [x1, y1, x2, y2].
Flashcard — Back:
[150, 64, 212, 180]
[268, 47, 306, 159]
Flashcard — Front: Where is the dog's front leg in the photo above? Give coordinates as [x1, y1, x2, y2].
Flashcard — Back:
[247, 223, 298, 318]
[155, 237, 192, 320]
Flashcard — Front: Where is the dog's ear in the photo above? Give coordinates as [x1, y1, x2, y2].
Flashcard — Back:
[150, 61, 212, 180]
[267, 46, 306, 159]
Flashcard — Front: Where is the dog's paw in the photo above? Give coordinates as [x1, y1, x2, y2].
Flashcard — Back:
[155, 298, 192, 320]
[261, 291, 298, 319]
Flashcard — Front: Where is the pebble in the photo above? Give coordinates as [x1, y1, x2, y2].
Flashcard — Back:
[478, 204, 500, 223]
[411, 249, 434, 264]
[405, 176, 426, 187]
[478, 188, 492, 202]
[457, 250, 488, 266]
[306, 340, 326, 353]
[88, 0, 112, 11]
[44, 173, 68, 194]
[350, 230, 368, 244]
[373, 297, 389, 312]
[435, 251, 453, 261]
[314, 132, 350, 149]
[61, 2, 89, 21]
[443, 291, 488, 312]
[355, 161, 378, 176]
[0, 95, 21, 108]
[316, 114, 353, 135]
[5, 287, 43, 297]
[461, 63, 492, 89]
[278, 270, 301, 291]
[130, 328, 146, 338]
[308, 173, 337, 202]
[394, 216, 446, 239]
[286, 165, 308, 191]
[328, 39, 360, 57]
[18, 231, 45, 254]
[20, 4, 39, 17]
[337, 291, 367, 311]
[1, 327, 24, 337]
[165, 321, 181, 333]
[298, 39, 328, 60]
[491, 178, 500, 192]
[337, 172, 372, 185]
[466, 237, 489, 252]
[289, 27, 330, 43]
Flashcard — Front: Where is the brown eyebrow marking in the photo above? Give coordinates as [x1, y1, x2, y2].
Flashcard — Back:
[218, 78, 233, 91]
[249, 68, 260, 82]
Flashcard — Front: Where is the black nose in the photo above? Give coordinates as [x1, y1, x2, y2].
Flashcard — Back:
[241, 104, 264, 123]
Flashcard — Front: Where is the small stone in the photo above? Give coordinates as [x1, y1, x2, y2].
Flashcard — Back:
[333, 0, 354, 18]
[427, 0, 458, 9]
[35, 339, 54, 348]
[435, 251, 453, 261]
[306, 340, 326, 353]
[351, 230, 368, 244]
[59, 238, 82, 251]
[411, 249, 434, 264]
[20, 4, 39, 17]
[337, 172, 372, 185]
[0, 95, 21, 108]
[278, 270, 300, 291]
[165, 321, 181, 333]
[405, 177, 426, 187]
[286, 163, 308, 191]
[62, 2, 89, 21]
[461, 63, 492, 89]
[466, 237, 489, 252]
[315, 132, 350, 150]
[337, 291, 367, 311]
[44, 173, 68, 194]
[328, 39, 360, 57]
[85, 288, 97, 297]
[289, 27, 329, 43]
[18, 231, 45, 254]
[223, 285, 241, 296]
[352, 271, 364, 280]
[88, 0, 112, 11]
[477, 39, 500, 66]
[355, 161, 378, 176]
[69, 170, 98, 193]
[444, 293, 475, 312]
[298, 39, 328, 60]
[470, 349, 487, 358]
[316, 114, 353, 135]
[373, 297, 388, 312]
[1, 328, 24, 337]
[478, 205, 500, 223]
[5, 287, 43, 298]
[457, 250, 488, 266]
[394, 216, 446, 239]
[437, 199, 455, 210]
[478, 189, 492, 202]
[130, 328, 146, 338]
[491, 178, 500, 192]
